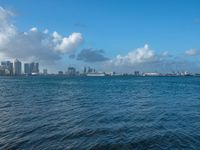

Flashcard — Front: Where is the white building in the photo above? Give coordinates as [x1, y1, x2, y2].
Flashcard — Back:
[143, 72, 160, 76]
[13, 59, 22, 75]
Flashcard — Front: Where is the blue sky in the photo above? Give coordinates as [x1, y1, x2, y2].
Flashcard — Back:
[0, 0, 200, 73]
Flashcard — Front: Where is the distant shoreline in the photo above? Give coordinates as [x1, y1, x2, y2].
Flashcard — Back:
[0, 74, 200, 77]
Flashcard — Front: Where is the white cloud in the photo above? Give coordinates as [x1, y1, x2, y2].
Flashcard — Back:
[0, 6, 83, 63]
[185, 49, 199, 56]
[43, 29, 49, 34]
[0, 6, 14, 20]
[0, 7, 16, 49]
[161, 51, 169, 56]
[111, 44, 156, 66]
[54, 32, 83, 54]
[29, 27, 38, 32]
[52, 31, 62, 43]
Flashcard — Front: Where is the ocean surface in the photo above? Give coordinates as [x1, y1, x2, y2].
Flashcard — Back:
[0, 76, 200, 150]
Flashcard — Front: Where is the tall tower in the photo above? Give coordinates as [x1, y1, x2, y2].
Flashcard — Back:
[13, 59, 22, 75]
[84, 67, 87, 74]
[24, 63, 31, 75]
[30, 62, 39, 73]
[1, 61, 13, 75]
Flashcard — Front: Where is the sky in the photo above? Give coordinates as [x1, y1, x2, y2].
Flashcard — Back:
[0, 0, 200, 73]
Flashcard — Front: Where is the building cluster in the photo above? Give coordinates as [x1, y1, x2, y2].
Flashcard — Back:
[83, 67, 115, 76]
[1, 59, 200, 77]
[0, 61, 14, 76]
[56, 66, 115, 77]
[58, 67, 78, 76]
[84, 67, 96, 74]
[0, 59, 40, 76]
[122, 71, 198, 76]
[24, 62, 39, 75]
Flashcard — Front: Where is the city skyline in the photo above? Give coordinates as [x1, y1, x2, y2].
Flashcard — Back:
[0, 0, 200, 73]
[0, 59, 39, 75]
[1, 58, 199, 77]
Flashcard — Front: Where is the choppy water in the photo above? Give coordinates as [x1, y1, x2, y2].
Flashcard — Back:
[0, 76, 200, 149]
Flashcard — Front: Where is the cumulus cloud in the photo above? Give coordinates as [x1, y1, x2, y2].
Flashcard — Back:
[0, 6, 83, 63]
[43, 29, 49, 34]
[185, 49, 199, 56]
[0, 7, 16, 49]
[29, 27, 38, 32]
[54, 32, 83, 54]
[161, 51, 170, 57]
[77, 48, 109, 62]
[110, 44, 156, 66]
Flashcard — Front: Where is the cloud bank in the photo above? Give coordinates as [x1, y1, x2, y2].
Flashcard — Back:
[110, 44, 156, 66]
[77, 48, 109, 62]
[185, 49, 199, 56]
[0, 6, 83, 63]
[100, 44, 199, 73]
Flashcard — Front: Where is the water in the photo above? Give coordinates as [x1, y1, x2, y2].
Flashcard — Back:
[0, 76, 200, 149]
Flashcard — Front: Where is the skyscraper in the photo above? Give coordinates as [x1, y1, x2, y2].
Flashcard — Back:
[24, 63, 31, 75]
[24, 62, 39, 75]
[43, 69, 48, 75]
[30, 62, 39, 73]
[67, 67, 76, 76]
[84, 67, 87, 74]
[1, 61, 13, 75]
[13, 59, 22, 75]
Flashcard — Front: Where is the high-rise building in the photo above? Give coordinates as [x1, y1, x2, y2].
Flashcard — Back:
[32, 62, 39, 73]
[24, 63, 31, 75]
[68, 67, 76, 76]
[88, 67, 92, 73]
[1, 61, 13, 75]
[13, 59, 22, 75]
[84, 67, 87, 74]
[43, 69, 48, 75]
[58, 71, 63, 75]
[0, 66, 5, 75]
[24, 62, 39, 75]
[134, 71, 140, 76]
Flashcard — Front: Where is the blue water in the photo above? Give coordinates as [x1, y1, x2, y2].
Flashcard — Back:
[0, 76, 200, 149]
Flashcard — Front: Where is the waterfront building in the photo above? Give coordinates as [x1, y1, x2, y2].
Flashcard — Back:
[134, 71, 140, 76]
[84, 67, 87, 74]
[143, 72, 160, 76]
[13, 59, 22, 75]
[43, 69, 48, 75]
[105, 72, 115, 76]
[24, 62, 39, 75]
[0, 66, 5, 75]
[86, 72, 105, 76]
[30, 62, 39, 74]
[58, 71, 63, 75]
[1, 61, 13, 75]
[88, 67, 94, 73]
[24, 63, 31, 75]
[87, 67, 96, 73]
[68, 67, 76, 76]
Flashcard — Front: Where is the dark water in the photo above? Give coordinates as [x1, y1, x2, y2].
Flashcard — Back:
[0, 76, 200, 150]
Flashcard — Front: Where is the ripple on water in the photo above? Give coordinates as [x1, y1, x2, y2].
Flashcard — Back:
[0, 76, 200, 149]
